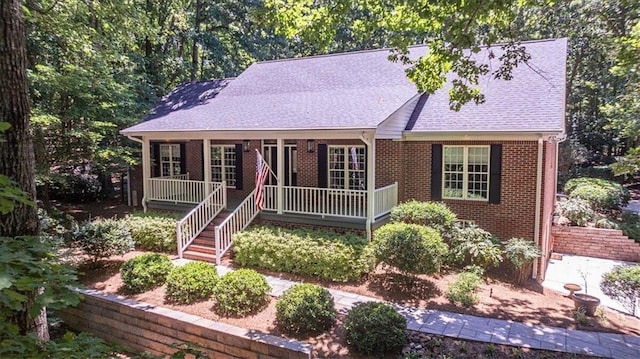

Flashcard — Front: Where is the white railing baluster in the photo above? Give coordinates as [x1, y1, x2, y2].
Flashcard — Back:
[373, 182, 398, 218]
[214, 189, 259, 265]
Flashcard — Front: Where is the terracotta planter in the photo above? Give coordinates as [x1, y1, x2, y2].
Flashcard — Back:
[572, 293, 600, 316]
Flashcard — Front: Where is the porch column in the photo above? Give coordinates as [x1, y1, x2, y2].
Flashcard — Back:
[277, 138, 284, 214]
[141, 137, 151, 212]
[363, 132, 375, 240]
[203, 138, 211, 193]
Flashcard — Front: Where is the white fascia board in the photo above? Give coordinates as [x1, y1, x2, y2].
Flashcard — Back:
[121, 128, 377, 141]
[401, 131, 563, 142]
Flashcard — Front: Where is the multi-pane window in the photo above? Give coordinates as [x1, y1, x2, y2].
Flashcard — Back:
[211, 145, 236, 187]
[159, 144, 181, 176]
[442, 146, 489, 201]
[328, 146, 366, 190]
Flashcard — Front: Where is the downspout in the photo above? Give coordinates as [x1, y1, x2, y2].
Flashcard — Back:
[360, 131, 375, 241]
[532, 136, 543, 279]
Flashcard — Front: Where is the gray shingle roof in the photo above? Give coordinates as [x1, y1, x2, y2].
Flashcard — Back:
[122, 38, 566, 135]
[408, 38, 567, 133]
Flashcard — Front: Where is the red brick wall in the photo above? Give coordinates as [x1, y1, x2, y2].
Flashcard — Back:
[185, 140, 203, 180]
[59, 289, 311, 359]
[375, 139, 404, 191]
[551, 226, 640, 262]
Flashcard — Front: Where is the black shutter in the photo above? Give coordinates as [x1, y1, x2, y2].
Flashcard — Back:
[489, 144, 502, 204]
[431, 144, 442, 200]
[152, 143, 160, 177]
[179, 143, 186, 175]
[235, 144, 243, 190]
[318, 143, 328, 188]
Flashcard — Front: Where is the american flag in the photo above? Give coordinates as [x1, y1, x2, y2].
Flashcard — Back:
[254, 149, 270, 211]
[351, 146, 359, 171]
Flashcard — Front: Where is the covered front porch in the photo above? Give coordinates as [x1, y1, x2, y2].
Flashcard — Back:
[129, 129, 398, 263]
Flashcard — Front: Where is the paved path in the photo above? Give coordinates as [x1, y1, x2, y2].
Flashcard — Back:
[175, 260, 640, 358]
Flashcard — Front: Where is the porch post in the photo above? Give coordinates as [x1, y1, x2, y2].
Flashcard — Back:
[277, 138, 284, 214]
[141, 137, 151, 212]
[362, 132, 375, 240]
[203, 138, 211, 194]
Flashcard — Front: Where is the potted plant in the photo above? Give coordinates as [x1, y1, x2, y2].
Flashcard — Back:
[571, 269, 600, 316]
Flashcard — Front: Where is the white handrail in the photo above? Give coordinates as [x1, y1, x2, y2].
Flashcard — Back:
[214, 189, 258, 264]
[148, 178, 219, 204]
[374, 182, 398, 217]
[176, 181, 226, 257]
[264, 185, 367, 218]
[153, 173, 190, 180]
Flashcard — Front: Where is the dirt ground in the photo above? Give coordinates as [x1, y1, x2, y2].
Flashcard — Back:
[64, 198, 640, 357]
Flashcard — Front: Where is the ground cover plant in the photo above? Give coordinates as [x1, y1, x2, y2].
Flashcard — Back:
[213, 269, 271, 316]
[233, 225, 376, 281]
[165, 262, 219, 304]
[276, 283, 336, 334]
[121, 253, 174, 293]
[446, 271, 483, 307]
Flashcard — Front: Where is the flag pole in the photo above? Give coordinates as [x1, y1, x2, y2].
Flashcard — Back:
[255, 149, 278, 181]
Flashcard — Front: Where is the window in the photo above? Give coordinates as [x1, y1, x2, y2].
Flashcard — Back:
[328, 145, 366, 190]
[159, 144, 182, 176]
[443, 145, 489, 200]
[211, 145, 236, 187]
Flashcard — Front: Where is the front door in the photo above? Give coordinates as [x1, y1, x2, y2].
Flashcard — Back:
[262, 141, 297, 186]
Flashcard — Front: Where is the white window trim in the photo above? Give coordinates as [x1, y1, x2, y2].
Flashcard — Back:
[159, 143, 181, 177]
[442, 145, 490, 202]
[328, 145, 366, 190]
[211, 145, 236, 188]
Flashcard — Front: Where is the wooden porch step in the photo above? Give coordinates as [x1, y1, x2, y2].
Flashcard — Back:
[182, 250, 217, 263]
[186, 244, 216, 255]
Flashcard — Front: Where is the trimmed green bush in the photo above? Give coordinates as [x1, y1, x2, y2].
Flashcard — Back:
[276, 284, 336, 334]
[557, 198, 594, 226]
[233, 226, 376, 282]
[120, 253, 173, 293]
[503, 238, 541, 286]
[600, 265, 640, 314]
[390, 200, 456, 233]
[72, 218, 134, 263]
[213, 269, 271, 316]
[124, 215, 177, 253]
[344, 302, 407, 355]
[564, 177, 630, 211]
[619, 211, 640, 241]
[373, 222, 448, 276]
[165, 262, 219, 304]
[446, 271, 483, 307]
[447, 225, 502, 270]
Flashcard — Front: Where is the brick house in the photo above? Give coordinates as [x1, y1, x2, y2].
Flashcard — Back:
[121, 38, 567, 279]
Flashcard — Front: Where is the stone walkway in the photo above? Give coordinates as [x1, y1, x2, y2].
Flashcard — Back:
[176, 260, 640, 358]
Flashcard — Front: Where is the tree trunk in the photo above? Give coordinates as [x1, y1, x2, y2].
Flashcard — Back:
[190, 0, 202, 81]
[0, 0, 48, 341]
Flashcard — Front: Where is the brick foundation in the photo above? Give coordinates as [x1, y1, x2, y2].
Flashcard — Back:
[551, 226, 640, 262]
[58, 289, 311, 359]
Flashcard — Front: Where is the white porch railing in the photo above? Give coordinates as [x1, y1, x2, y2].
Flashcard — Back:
[148, 177, 218, 204]
[176, 181, 226, 257]
[264, 185, 367, 218]
[374, 182, 398, 218]
[214, 189, 259, 264]
[156, 173, 190, 180]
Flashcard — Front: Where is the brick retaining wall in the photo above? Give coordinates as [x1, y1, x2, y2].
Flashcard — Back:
[551, 226, 640, 262]
[58, 289, 311, 359]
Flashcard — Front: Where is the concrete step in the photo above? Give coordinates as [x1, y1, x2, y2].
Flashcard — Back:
[182, 250, 216, 263]
[186, 244, 216, 255]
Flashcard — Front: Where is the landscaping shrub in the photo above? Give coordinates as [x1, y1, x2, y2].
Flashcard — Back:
[120, 253, 173, 293]
[165, 262, 219, 304]
[557, 198, 594, 226]
[124, 215, 177, 253]
[564, 177, 630, 211]
[36, 173, 102, 202]
[600, 265, 640, 314]
[72, 218, 134, 263]
[276, 284, 336, 334]
[503, 238, 541, 286]
[447, 225, 502, 270]
[233, 226, 376, 282]
[446, 271, 483, 307]
[595, 217, 620, 229]
[619, 211, 640, 242]
[373, 222, 448, 276]
[344, 302, 407, 355]
[390, 200, 456, 233]
[213, 269, 271, 316]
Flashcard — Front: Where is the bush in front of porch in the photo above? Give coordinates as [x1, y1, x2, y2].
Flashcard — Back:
[233, 226, 376, 282]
